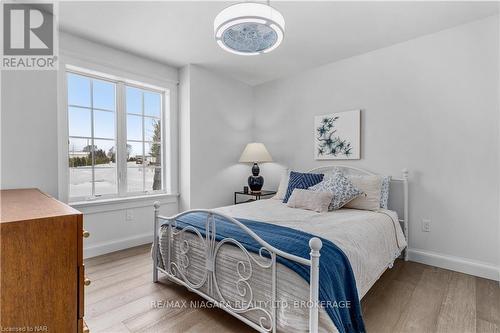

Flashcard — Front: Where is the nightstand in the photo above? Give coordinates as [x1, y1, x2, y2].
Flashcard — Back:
[234, 190, 277, 205]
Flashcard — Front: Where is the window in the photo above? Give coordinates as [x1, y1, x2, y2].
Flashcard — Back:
[66, 70, 167, 201]
[67, 73, 117, 198]
[126, 86, 162, 193]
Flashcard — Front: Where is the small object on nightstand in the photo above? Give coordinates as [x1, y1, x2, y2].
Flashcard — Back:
[243, 186, 249, 194]
[234, 190, 277, 205]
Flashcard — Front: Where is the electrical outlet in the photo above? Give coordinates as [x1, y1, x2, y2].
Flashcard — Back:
[422, 219, 431, 232]
[126, 209, 134, 221]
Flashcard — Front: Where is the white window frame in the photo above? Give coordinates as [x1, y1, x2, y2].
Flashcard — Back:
[122, 82, 165, 196]
[61, 65, 175, 203]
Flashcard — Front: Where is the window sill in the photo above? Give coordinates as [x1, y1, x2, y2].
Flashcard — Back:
[70, 193, 179, 214]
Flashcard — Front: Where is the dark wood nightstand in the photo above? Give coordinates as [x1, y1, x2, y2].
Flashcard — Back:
[234, 190, 277, 205]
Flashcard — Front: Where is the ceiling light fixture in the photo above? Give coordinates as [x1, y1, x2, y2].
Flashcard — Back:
[214, 1, 285, 56]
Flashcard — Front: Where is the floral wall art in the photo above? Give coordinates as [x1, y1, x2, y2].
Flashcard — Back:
[314, 110, 360, 160]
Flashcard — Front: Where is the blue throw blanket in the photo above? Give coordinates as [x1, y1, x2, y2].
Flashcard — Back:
[168, 212, 365, 333]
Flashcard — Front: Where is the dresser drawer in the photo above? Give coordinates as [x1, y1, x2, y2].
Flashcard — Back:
[78, 264, 86, 319]
[0, 211, 79, 331]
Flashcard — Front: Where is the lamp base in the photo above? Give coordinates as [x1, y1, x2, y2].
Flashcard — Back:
[248, 175, 264, 192]
[248, 162, 264, 192]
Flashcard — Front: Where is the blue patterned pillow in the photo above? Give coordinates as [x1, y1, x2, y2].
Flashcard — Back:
[309, 171, 363, 210]
[380, 176, 391, 209]
[283, 171, 324, 203]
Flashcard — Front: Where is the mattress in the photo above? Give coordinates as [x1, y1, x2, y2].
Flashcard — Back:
[158, 199, 406, 333]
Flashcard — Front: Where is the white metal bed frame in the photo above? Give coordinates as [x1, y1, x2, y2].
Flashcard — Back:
[152, 166, 409, 333]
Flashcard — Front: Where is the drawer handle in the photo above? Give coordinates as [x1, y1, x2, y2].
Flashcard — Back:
[83, 230, 90, 238]
[84, 278, 91, 286]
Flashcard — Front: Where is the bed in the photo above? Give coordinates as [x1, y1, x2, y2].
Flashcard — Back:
[152, 166, 409, 333]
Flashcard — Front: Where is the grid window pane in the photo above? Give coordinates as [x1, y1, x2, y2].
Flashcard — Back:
[94, 140, 117, 196]
[67, 73, 91, 107]
[69, 167, 93, 198]
[95, 167, 117, 195]
[126, 86, 142, 114]
[127, 167, 144, 192]
[68, 107, 91, 137]
[125, 85, 163, 194]
[94, 139, 115, 165]
[127, 115, 142, 141]
[145, 142, 161, 166]
[68, 138, 92, 198]
[93, 79, 115, 111]
[127, 140, 144, 192]
[127, 141, 143, 162]
[94, 110, 115, 139]
[69, 137, 93, 156]
[144, 91, 161, 117]
[67, 71, 118, 199]
[144, 118, 160, 142]
[145, 167, 162, 191]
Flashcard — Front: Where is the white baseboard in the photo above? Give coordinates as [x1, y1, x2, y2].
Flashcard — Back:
[84, 233, 152, 259]
[408, 248, 499, 281]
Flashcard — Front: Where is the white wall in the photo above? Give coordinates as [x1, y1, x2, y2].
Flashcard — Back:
[1, 71, 59, 197]
[59, 32, 178, 88]
[74, 195, 178, 258]
[179, 66, 191, 211]
[179, 65, 253, 209]
[254, 16, 500, 279]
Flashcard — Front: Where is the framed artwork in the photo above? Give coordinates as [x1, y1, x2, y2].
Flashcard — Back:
[314, 109, 360, 160]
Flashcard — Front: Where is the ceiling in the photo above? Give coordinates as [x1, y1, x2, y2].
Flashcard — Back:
[59, 1, 499, 86]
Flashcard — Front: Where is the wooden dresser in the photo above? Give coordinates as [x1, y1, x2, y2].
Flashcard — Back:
[0, 189, 89, 332]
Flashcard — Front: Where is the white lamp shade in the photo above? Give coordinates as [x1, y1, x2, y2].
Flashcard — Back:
[239, 143, 273, 163]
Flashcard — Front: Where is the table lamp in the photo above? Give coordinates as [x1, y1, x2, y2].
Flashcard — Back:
[239, 143, 273, 193]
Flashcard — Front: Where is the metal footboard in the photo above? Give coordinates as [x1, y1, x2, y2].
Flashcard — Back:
[152, 203, 323, 333]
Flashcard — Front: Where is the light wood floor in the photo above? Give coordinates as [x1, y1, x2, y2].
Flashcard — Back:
[84, 244, 499, 333]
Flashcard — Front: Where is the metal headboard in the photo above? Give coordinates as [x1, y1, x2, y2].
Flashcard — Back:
[307, 165, 409, 260]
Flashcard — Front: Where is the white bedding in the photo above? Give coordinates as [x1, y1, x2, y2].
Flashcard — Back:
[159, 199, 406, 333]
[215, 199, 406, 299]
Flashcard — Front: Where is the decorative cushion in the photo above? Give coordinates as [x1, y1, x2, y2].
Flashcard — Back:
[309, 171, 362, 210]
[286, 189, 333, 213]
[344, 175, 383, 211]
[380, 176, 391, 209]
[273, 169, 290, 200]
[283, 171, 324, 203]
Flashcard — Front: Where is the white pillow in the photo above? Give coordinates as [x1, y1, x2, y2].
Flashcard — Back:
[308, 171, 362, 210]
[344, 175, 382, 211]
[286, 189, 333, 213]
[273, 168, 290, 200]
